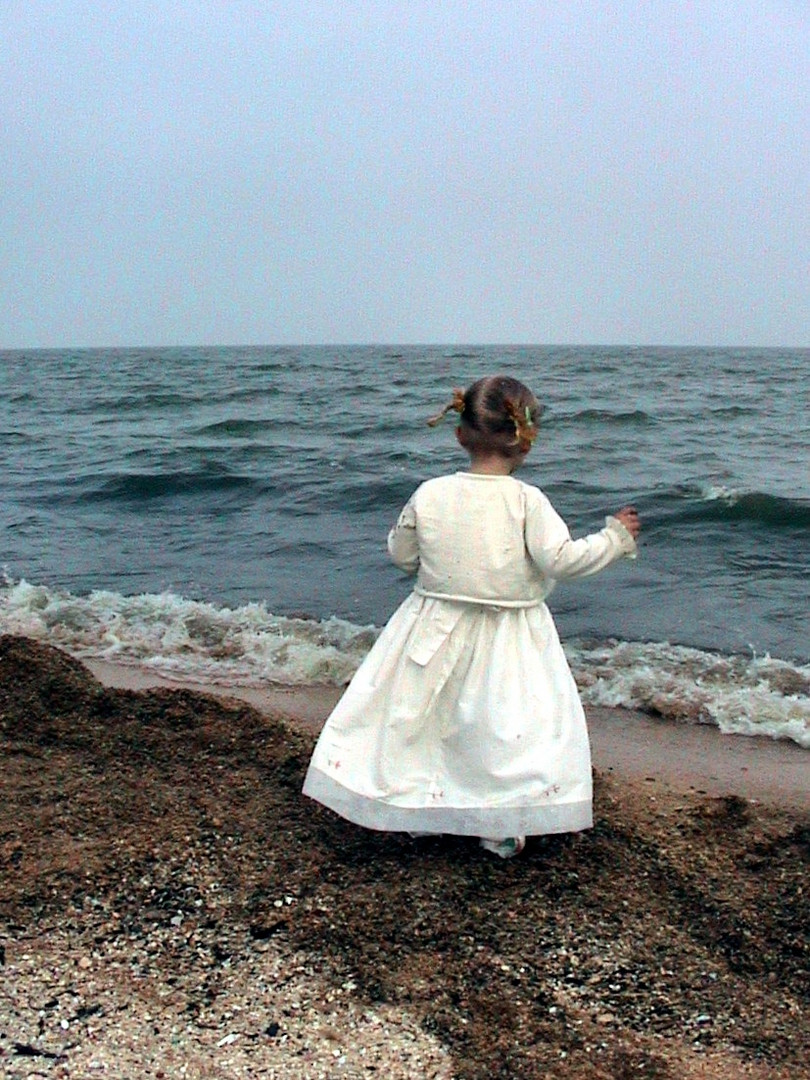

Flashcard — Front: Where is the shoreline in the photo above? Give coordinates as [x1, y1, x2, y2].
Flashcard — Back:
[85, 657, 810, 812]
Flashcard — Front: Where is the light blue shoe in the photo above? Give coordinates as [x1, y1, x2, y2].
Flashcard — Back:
[479, 836, 526, 859]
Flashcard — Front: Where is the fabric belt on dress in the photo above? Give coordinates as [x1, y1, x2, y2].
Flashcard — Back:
[412, 586, 545, 609]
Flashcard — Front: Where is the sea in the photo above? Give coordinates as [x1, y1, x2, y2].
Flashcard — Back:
[0, 345, 808, 749]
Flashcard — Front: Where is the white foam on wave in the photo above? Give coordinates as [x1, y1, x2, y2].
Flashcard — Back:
[1, 578, 808, 749]
[677, 477, 747, 505]
[569, 639, 810, 748]
[696, 482, 743, 505]
[0, 578, 378, 687]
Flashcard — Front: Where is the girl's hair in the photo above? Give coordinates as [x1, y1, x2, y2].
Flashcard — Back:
[427, 375, 540, 457]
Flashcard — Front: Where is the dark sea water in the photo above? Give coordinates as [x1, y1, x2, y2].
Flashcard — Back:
[1, 345, 808, 747]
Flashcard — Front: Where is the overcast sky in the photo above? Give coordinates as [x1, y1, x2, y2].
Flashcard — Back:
[2, 1, 808, 348]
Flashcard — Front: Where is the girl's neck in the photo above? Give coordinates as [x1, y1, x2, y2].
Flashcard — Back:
[464, 453, 522, 476]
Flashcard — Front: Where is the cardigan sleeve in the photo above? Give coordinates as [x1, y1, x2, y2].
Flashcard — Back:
[387, 495, 419, 573]
[524, 489, 637, 580]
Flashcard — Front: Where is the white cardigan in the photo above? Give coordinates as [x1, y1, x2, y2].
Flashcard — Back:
[387, 472, 636, 608]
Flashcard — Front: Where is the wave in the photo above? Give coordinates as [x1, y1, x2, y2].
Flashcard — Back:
[0, 430, 37, 443]
[569, 639, 809, 748]
[191, 418, 279, 438]
[90, 391, 207, 413]
[0, 578, 807, 749]
[0, 578, 377, 686]
[216, 385, 282, 405]
[317, 475, 418, 512]
[569, 408, 656, 426]
[0, 392, 36, 405]
[75, 469, 261, 503]
[268, 540, 336, 557]
[663, 484, 810, 529]
[705, 405, 759, 419]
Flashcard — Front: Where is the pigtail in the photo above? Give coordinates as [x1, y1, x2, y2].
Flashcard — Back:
[505, 398, 538, 453]
[426, 387, 466, 427]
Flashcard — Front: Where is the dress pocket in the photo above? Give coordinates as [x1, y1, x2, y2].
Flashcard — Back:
[406, 602, 466, 666]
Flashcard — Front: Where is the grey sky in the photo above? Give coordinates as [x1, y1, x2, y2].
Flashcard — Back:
[3, 1, 808, 347]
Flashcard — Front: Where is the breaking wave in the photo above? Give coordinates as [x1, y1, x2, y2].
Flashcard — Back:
[662, 484, 810, 529]
[570, 639, 810, 748]
[1, 577, 807, 749]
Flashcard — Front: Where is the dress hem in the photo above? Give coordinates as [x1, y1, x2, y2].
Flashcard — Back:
[303, 768, 593, 836]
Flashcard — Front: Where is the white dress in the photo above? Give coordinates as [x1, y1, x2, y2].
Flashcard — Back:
[303, 472, 636, 837]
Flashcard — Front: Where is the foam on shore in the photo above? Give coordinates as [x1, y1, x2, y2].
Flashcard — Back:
[2, 577, 808, 748]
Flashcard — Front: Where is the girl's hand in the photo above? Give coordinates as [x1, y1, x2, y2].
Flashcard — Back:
[614, 506, 641, 539]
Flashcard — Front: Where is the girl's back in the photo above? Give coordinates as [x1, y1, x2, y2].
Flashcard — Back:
[390, 471, 546, 606]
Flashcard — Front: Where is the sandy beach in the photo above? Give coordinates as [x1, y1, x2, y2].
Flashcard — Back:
[1, 634, 808, 1079]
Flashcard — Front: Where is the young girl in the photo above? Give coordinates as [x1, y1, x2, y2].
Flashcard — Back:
[303, 375, 640, 857]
